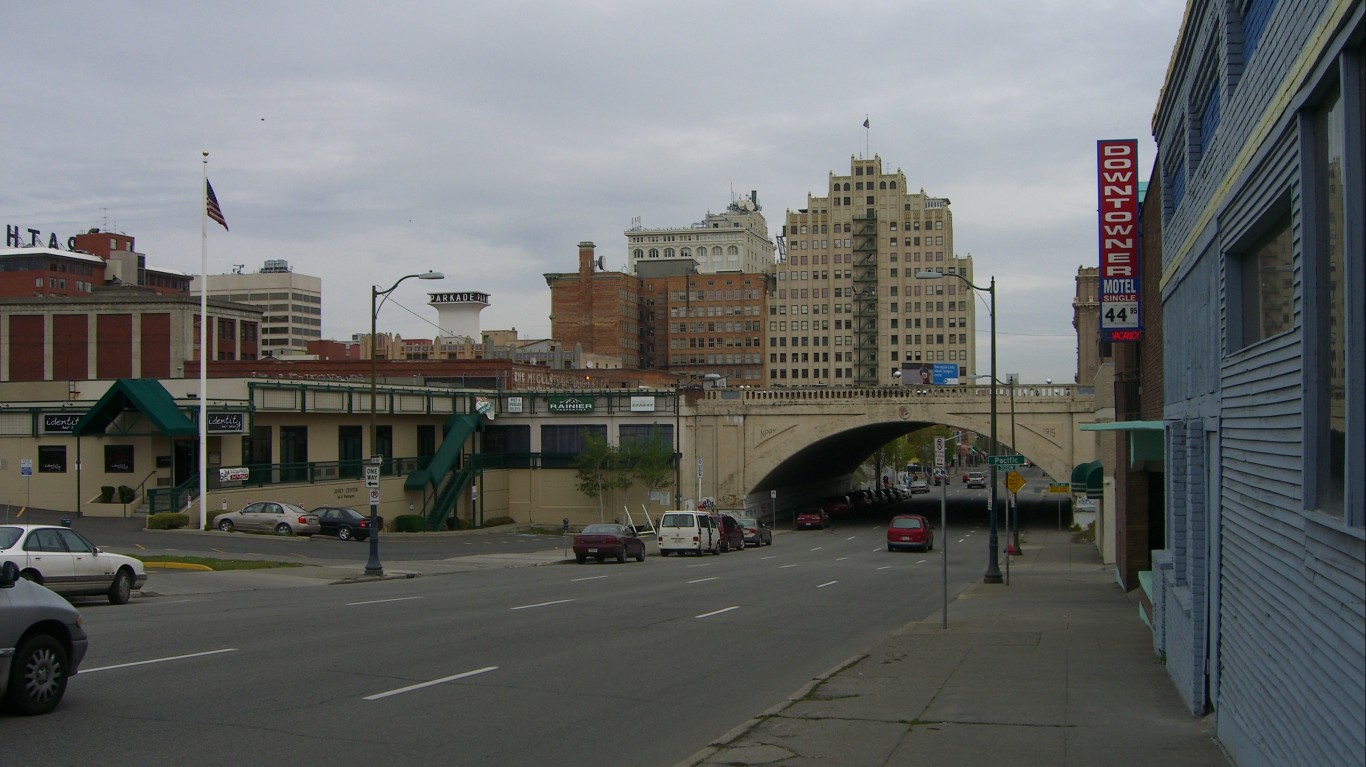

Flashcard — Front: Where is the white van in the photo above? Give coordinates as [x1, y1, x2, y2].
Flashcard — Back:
[657, 511, 720, 556]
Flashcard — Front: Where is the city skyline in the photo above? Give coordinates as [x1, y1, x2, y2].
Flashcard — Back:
[1, 1, 1182, 383]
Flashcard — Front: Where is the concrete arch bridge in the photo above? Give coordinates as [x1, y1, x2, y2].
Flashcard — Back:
[681, 384, 1097, 512]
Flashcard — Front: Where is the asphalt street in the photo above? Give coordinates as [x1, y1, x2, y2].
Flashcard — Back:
[0, 487, 1044, 766]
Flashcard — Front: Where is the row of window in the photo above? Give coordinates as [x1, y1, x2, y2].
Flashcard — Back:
[792, 219, 944, 235]
[34, 444, 135, 474]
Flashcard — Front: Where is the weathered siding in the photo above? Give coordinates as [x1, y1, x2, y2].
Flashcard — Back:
[1154, 1, 1365, 765]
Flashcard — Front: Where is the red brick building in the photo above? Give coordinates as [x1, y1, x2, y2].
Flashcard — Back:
[544, 242, 643, 368]
[0, 291, 261, 381]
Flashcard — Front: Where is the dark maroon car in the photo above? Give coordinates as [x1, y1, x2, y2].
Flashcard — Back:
[573, 523, 646, 563]
[312, 506, 383, 541]
[796, 508, 830, 530]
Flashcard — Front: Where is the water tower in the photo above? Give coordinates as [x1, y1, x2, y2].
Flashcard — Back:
[428, 291, 490, 338]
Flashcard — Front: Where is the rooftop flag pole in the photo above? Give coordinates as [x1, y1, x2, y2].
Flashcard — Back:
[863, 116, 870, 159]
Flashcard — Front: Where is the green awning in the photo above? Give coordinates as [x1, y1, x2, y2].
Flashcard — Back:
[73, 379, 197, 437]
[1070, 460, 1104, 500]
[1080, 420, 1164, 464]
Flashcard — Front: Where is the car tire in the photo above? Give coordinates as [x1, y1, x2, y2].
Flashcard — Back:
[575, 554, 586, 564]
[275, 523, 292, 535]
[635, 548, 644, 563]
[338, 527, 353, 541]
[616, 548, 626, 564]
[218, 519, 235, 532]
[5, 634, 69, 716]
[108, 568, 134, 605]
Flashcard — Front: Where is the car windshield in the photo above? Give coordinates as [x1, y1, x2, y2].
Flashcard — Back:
[0, 526, 21, 549]
[581, 524, 625, 535]
[891, 517, 923, 529]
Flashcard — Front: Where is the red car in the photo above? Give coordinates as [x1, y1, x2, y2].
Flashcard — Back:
[573, 523, 646, 563]
[887, 514, 934, 552]
[821, 496, 851, 517]
[716, 514, 746, 551]
[796, 508, 830, 530]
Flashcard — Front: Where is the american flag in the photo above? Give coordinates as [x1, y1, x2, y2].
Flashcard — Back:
[206, 179, 228, 231]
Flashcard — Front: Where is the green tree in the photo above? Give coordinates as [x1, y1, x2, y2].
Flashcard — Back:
[574, 433, 631, 523]
[620, 427, 676, 513]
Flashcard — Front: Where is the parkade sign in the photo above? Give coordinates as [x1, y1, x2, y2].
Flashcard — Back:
[1096, 139, 1141, 343]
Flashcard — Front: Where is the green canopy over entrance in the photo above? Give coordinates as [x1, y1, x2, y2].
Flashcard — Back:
[72, 379, 197, 437]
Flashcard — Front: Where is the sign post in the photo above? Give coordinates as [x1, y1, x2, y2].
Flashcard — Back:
[935, 438, 948, 629]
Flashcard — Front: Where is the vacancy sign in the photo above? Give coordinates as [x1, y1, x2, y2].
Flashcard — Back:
[1097, 139, 1141, 343]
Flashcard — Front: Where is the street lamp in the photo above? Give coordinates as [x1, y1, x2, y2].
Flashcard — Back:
[892, 368, 902, 386]
[368, 270, 445, 576]
[916, 269, 1002, 584]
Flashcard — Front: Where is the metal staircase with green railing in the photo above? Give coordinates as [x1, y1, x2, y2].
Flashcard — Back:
[403, 412, 482, 530]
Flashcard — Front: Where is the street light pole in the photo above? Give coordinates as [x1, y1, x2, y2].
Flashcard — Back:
[917, 270, 1002, 584]
[368, 270, 444, 576]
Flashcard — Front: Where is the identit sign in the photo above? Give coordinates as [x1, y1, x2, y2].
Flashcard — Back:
[1096, 139, 1142, 343]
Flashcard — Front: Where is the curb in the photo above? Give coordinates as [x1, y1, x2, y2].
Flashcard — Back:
[672, 652, 870, 767]
[142, 561, 213, 571]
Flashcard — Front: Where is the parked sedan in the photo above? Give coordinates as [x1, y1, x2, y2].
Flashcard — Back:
[573, 523, 645, 563]
[796, 508, 830, 530]
[736, 517, 772, 547]
[0, 524, 147, 605]
[313, 506, 382, 541]
[887, 514, 934, 552]
[215, 501, 320, 536]
[1, 561, 89, 714]
[909, 479, 930, 494]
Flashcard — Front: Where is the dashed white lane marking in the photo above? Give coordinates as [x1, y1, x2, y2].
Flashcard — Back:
[81, 648, 237, 674]
[916, 559, 927, 564]
[817, 581, 838, 588]
[688, 577, 718, 584]
[835, 557, 848, 561]
[509, 599, 573, 611]
[348, 596, 423, 606]
[696, 606, 739, 619]
[877, 566, 893, 570]
[570, 575, 609, 582]
[365, 666, 498, 701]
[779, 564, 797, 569]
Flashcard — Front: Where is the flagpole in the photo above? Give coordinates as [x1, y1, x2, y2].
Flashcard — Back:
[199, 152, 210, 532]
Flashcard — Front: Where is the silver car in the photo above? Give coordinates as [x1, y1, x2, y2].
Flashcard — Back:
[1, 560, 89, 715]
[215, 501, 320, 536]
[736, 517, 773, 546]
[0, 525, 147, 605]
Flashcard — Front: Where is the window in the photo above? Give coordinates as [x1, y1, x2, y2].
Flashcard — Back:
[1240, 0, 1277, 63]
[1304, 74, 1354, 521]
[1229, 204, 1293, 348]
[38, 445, 66, 473]
[105, 445, 134, 473]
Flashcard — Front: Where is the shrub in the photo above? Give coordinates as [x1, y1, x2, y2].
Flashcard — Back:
[393, 514, 426, 533]
[147, 512, 189, 530]
[98, 486, 115, 503]
[117, 485, 136, 504]
[482, 516, 516, 528]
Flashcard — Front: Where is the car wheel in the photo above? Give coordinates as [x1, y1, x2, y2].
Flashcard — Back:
[5, 634, 69, 716]
[887, 544, 894, 552]
[575, 554, 586, 564]
[337, 526, 353, 541]
[218, 519, 235, 532]
[275, 523, 292, 535]
[108, 568, 134, 605]
[635, 548, 644, 563]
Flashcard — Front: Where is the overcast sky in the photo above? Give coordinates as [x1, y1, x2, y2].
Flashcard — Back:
[2, 1, 1181, 384]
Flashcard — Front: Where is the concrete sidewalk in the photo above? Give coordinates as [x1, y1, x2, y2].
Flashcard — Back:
[678, 528, 1230, 767]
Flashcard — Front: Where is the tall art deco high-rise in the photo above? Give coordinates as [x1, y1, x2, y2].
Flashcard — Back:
[770, 155, 977, 387]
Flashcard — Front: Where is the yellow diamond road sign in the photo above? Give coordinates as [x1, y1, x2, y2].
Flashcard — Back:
[1006, 470, 1026, 494]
